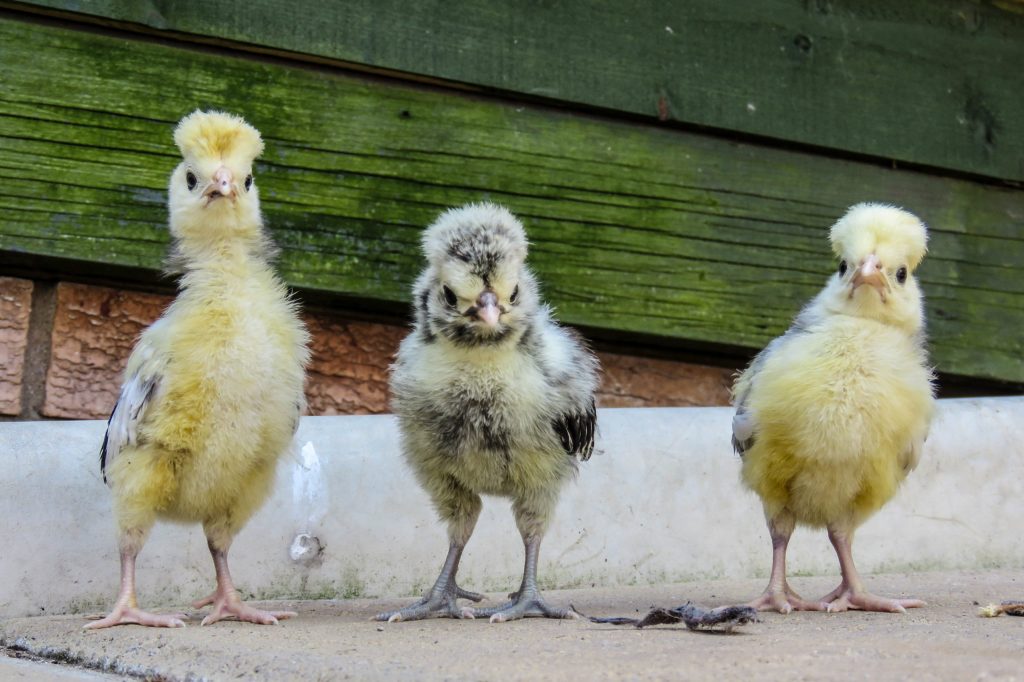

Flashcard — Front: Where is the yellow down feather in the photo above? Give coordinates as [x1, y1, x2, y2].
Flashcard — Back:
[108, 265, 308, 537]
[740, 316, 933, 527]
[736, 203, 934, 531]
[174, 110, 264, 169]
[107, 111, 308, 545]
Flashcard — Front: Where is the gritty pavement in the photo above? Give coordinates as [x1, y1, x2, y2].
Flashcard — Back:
[0, 652, 123, 680]
[2, 570, 1023, 681]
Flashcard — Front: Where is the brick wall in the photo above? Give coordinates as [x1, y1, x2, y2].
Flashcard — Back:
[0, 277, 33, 415]
[0, 278, 734, 420]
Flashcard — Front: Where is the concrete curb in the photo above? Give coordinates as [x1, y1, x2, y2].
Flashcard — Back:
[2, 398, 1022, 618]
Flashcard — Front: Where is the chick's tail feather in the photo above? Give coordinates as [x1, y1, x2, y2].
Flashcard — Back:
[579, 602, 759, 632]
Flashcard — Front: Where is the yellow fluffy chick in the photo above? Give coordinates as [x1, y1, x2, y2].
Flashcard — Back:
[86, 111, 309, 629]
[731, 203, 935, 614]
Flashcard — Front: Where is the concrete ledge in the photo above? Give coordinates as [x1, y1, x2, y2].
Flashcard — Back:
[2, 398, 1022, 618]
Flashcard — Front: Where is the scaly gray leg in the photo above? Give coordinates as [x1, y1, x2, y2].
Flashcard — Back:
[469, 535, 577, 623]
[375, 542, 484, 622]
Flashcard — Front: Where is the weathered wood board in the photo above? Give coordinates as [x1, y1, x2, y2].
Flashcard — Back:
[8, 0, 1024, 183]
[0, 16, 1021, 383]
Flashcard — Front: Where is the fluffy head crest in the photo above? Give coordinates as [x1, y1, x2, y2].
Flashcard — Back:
[422, 202, 528, 273]
[830, 203, 928, 271]
[173, 110, 264, 166]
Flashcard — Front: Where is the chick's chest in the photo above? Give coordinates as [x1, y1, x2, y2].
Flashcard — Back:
[433, 344, 549, 410]
[166, 290, 298, 400]
[756, 319, 929, 436]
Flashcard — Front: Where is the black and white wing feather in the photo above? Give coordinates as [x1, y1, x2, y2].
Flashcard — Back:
[99, 319, 169, 483]
[731, 341, 776, 457]
[554, 398, 597, 461]
[100, 374, 159, 483]
[731, 408, 757, 457]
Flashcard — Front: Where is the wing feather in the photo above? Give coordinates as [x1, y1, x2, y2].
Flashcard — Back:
[900, 433, 926, 474]
[553, 398, 597, 462]
[730, 310, 818, 457]
[731, 408, 756, 456]
[101, 375, 159, 483]
[100, 320, 169, 483]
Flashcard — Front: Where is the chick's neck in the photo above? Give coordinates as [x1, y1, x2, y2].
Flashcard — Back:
[170, 224, 275, 287]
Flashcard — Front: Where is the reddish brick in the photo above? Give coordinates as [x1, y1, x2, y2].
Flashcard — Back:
[304, 313, 406, 415]
[40, 281, 406, 419]
[596, 351, 734, 408]
[38, 280, 735, 420]
[43, 283, 170, 419]
[0, 277, 34, 415]
[302, 318, 734, 413]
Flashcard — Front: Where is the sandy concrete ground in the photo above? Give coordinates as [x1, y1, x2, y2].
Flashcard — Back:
[0, 652, 122, 680]
[2, 570, 1023, 681]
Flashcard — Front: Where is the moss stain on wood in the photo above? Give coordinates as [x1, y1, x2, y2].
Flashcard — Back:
[10, 0, 1024, 182]
[0, 17, 1021, 383]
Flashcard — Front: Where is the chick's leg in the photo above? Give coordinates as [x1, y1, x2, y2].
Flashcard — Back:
[375, 482, 484, 622]
[748, 513, 826, 614]
[84, 528, 187, 629]
[821, 526, 925, 614]
[195, 527, 297, 626]
[469, 495, 576, 623]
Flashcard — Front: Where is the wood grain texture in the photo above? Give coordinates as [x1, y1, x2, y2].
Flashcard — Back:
[8, 0, 1024, 182]
[0, 17, 1021, 383]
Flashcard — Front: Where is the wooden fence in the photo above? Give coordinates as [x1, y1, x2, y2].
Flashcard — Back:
[1, 1, 1021, 385]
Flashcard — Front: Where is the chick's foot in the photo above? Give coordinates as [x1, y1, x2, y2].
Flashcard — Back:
[823, 585, 925, 614]
[198, 590, 296, 626]
[376, 583, 483, 622]
[748, 586, 826, 614]
[191, 591, 217, 609]
[469, 587, 579, 623]
[84, 605, 187, 630]
[376, 542, 484, 622]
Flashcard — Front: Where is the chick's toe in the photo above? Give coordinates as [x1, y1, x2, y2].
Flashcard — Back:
[84, 606, 187, 630]
[748, 587, 826, 614]
[822, 587, 925, 614]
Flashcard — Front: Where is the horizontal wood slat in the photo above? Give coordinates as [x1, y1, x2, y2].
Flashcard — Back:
[8, 0, 1024, 183]
[0, 17, 1021, 382]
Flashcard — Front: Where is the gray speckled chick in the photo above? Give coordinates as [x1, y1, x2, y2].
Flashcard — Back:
[376, 203, 599, 623]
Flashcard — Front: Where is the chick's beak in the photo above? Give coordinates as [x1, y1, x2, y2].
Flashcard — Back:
[204, 167, 236, 202]
[473, 290, 501, 327]
[851, 254, 886, 296]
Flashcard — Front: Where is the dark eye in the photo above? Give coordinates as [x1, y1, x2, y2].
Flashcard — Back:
[896, 266, 908, 284]
[185, 171, 197, 191]
[510, 284, 520, 304]
[244, 174, 253, 191]
[838, 260, 848, 276]
[442, 285, 458, 307]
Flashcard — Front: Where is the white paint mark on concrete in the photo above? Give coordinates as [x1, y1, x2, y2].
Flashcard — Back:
[291, 441, 327, 531]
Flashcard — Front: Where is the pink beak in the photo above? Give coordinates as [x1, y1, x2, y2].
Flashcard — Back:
[851, 254, 887, 297]
[474, 291, 501, 327]
[205, 167, 235, 201]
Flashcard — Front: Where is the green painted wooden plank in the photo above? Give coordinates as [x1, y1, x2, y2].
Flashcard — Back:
[8, 0, 1024, 183]
[0, 17, 1022, 383]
